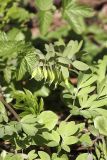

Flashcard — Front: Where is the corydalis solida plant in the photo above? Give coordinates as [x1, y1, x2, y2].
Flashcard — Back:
[0, 0, 107, 160]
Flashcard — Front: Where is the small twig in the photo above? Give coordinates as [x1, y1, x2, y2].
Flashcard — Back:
[73, 146, 94, 151]
[65, 113, 72, 122]
[92, 136, 103, 146]
[0, 94, 20, 121]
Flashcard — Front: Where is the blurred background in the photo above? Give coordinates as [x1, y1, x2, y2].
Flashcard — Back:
[0, 0, 107, 65]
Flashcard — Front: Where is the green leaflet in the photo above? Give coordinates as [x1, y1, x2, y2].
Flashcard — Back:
[17, 46, 38, 80]
[77, 73, 97, 89]
[62, 136, 78, 145]
[31, 67, 44, 81]
[13, 89, 44, 116]
[42, 130, 60, 147]
[90, 98, 107, 109]
[79, 133, 93, 147]
[0, 31, 8, 41]
[38, 11, 52, 35]
[93, 108, 107, 117]
[63, 0, 93, 17]
[0, 40, 22, 58]
[97, 78, 107, 97]
[20, 115, 38, 136]
[58, 121, 78, 137]
[61, 66, 69, 80]
[37, 111, 58, 131]
[28, 150, 38, 160]
[35, 0, 53, 11]
[79, 94, 97, 109]
[76, 153, 89, 160]
[58, 121, 78, 152]
[7, 28, 25, 41]
[0, 122, 19, 138]
[63, 40, 83, 58]
[58, 57, 71, 64]
[38, 151, 50, 160]
[35, 0, 53, 36]
[65, 12, 85, 34]
[0, 101, 8, 122]
[63, 0, 94, 34]
[97, 56, 107, 82]
[5, 5, 30, 22]
[78, 86, 95, 96]
[4, 67, 12, 83]
[1, 153, 23, 160]
[72, 60, 89, 71]
[94, 116, 107, 136]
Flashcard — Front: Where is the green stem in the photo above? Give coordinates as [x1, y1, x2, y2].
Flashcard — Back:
[65, 92, 77, 122]
[57, 146, 61, 155]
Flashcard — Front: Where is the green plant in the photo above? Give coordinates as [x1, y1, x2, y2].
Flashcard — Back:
[0, 0, 107, 160]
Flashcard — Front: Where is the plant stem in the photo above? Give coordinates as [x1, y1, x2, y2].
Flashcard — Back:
[65, 113, 72, 122]
[65, 93, 77, 122]
[57, 146, 61, 155]
[69, 69, 79, 75]
[0, 94, 20, 121]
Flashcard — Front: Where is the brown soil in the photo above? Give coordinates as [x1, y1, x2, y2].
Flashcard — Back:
[78, 0, 107, 7]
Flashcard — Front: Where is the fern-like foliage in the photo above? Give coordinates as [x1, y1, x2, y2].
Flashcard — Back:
[62, 0, 94, 34]
[0, 32, 89, 85]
